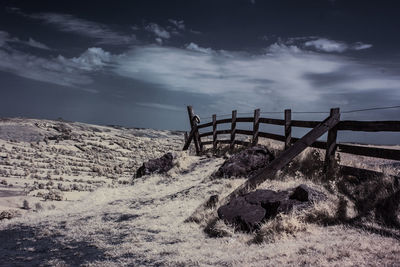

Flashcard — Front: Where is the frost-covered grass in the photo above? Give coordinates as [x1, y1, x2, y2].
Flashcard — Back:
[0, 118, 399, 266]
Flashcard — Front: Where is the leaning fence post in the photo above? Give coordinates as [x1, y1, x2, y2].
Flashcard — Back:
[212, 114, 217, 151]
[187, 106, 201, 155]
[184, 131, 188, 144]
[252, 109, 260, 146]
[284, 109, 292, 150]
[324, 107, 340, 176]
[230, 110, 237, 150]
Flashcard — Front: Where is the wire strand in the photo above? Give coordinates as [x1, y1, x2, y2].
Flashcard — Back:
[342, 105, 400, 113]
[197, 105, 400, 120]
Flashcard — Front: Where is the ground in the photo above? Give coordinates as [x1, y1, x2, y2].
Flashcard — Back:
[0, 118, 399, 266]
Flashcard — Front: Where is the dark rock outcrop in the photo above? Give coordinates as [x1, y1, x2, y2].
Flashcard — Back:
[136, 153, 174, 178]
[205, 195, 219, 209]
[214, 145, 274, 178]
[217, 184, 325, 232]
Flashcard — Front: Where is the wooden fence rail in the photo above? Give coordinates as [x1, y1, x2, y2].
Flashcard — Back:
[183, 106, 400, 164]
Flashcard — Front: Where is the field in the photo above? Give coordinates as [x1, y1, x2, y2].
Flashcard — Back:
[0, 118, 399, 266]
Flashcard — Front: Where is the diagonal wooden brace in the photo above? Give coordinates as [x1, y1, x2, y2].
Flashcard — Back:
[223, 111, 340, 202]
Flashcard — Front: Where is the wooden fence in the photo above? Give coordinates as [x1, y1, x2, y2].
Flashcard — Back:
[183, 106, 400, 177]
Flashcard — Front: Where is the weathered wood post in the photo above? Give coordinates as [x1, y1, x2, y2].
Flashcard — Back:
[187, 106, 201, 155]
[324, 107, 340, 176]
[184, 131, 188, 144]
[284, 109, 292, 150]
[252, 109, 260, 146]
[212, 114, 217, 151]
[230, 110, 237, 150]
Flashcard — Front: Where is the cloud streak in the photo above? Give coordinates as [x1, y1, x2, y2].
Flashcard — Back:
[0, 31, 111, 88]
[304, 38, 372, 53]
[27, 13, 135, 45]
[0, 30, 51, 50]
[136, 102, 182, 111]
[112, 43, 399, 112]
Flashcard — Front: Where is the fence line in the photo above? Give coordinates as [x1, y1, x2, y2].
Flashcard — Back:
[183, 106, 400, 177]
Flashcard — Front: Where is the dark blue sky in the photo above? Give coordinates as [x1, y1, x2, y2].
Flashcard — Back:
[0, 0, 399, 143]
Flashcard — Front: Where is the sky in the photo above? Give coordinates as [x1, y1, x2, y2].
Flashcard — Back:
[0, 0, 400, 144]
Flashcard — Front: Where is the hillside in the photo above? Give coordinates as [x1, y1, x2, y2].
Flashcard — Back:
[0, 118, 399, 266]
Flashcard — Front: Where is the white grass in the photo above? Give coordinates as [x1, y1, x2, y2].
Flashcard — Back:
[0, 118, 399, 266]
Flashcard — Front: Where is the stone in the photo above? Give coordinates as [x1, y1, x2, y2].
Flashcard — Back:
[136, 152, 174, 178]
[289, 185, 309, 202]
[205, 195, 219, 209]
[217, 185, 325, 232]
[214, 145, 274, 178]
[217, 197, 266, 232]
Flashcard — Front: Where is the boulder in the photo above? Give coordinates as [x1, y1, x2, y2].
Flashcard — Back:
[136, 152, 174, 178]
[217, 184, 325, 232]
[214, 145, 274, 178]
[205, 195, 219, 209]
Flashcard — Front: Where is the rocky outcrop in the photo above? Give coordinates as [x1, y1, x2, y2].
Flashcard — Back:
[136, 152, 174, 178]
[217, 184, 326, 232]
[214, 145, 274, 178]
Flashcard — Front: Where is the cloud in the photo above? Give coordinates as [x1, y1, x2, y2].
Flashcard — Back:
[112, 42, 399, 113]
[0, 49, 93, 87]
[0, 31, 10, 47]
[0, 30, 111, 88]
[304, 38, 348, 52]
[0, 30, 51, 50]
[136, 102, 182, 111]
[168, 19, 185, 30]
[145, 23, 171, 39]
[25, 38, 51, 50]
[304, 38, 372, 53]
[67, 47, 111, 71]
[185, 43, 214, 54]
[26, 12, 135, 45]
[352, 42, 373, 50]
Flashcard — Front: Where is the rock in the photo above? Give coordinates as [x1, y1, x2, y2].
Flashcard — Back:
[218, 196, 266, 232]
[289, 185, 309, 201]
[289, 184, 327, 203]
[217, 185, 325, 232]
[136, 152, 174, 178]
[205, 195, 219, 209]
[214, 145, 274, 178]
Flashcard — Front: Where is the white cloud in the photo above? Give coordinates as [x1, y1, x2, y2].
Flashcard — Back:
[0, 38, 111, 88]
[136, 102, 182, 111]
[26, 38, 51, 50]
[0, 31, 10, 47]
[155, 38, 163, 45]
[0, 31, 51, 50]
[112, 43, 399, 112]
[168, 19, 185, 30]
[0, 49, 93, 87]
[27, 13, 135, 45]
[145, 23, 170, 39]
[304, 38, 373, 53]
[352, 42, 373, 50]
[185, 42, 214, 54]
[69, 47, 111, 71]
[305, 38, 348, 53]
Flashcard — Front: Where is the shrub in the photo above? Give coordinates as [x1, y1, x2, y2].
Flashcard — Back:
[0, 210, 20, 220]
[22, 200, 30, 210]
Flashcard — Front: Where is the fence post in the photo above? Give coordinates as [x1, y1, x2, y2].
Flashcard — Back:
[252, 109, 260, 146]
[184, 131, 188, 144]
[230, 110, 237, 150]
[212, 114, 217, 151]
[187, 106, 201, 155]
[284, 109, 292, 150]
[324, 108, 340, 176]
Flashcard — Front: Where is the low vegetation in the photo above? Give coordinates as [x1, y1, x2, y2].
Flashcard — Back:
[0, 119, 398, 266]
